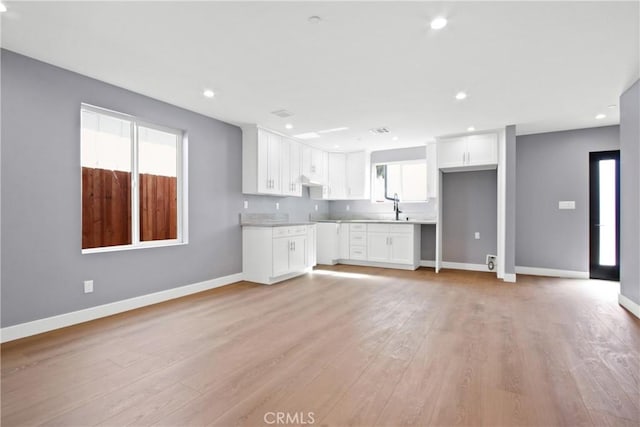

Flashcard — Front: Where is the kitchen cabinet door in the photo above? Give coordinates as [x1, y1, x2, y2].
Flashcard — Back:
[389, 233, 413, 264]
[272, 237, 290, 277]
[466, 133, 497, 167]
[367, 233, 390, 263]
[437, 136, 467, 169]
[289, 236, 307, 272]
[346, 151, 369, 199]
[266, 132, 282, 194]
[328, 152, 347, 199]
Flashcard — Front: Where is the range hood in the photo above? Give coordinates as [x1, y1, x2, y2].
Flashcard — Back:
[300, 174, 323, 187]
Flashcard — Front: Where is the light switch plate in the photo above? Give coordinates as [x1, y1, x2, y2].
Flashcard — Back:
[559, 201, 576, 210]
[315, 204, 318, 211]
[243, 200, 248, 209]
[346, 205, 350, 211]
[474, 232, 480, 240]
[276, 202, 279, 210]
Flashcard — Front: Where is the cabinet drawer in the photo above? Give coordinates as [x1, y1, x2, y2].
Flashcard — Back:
[350, 232, 367, 245]
[272, 225, 307, 238]
[349, 223, 367, 232]
[349, 246, 367, 260]
[389, 224, 413, 234]
[367, 224, 390, 233]
[290, 226, 308, 236]
[272, 227, 290, 238]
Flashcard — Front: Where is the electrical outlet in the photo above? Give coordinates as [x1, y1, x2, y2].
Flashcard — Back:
[346, 205, 350, 211]
[475, 232, 480, 240]
[244, 200, 248, 209]
[276, 202, 280, 210]
[84, 280, 94, 294]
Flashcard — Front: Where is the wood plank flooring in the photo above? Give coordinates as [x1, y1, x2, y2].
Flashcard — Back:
[2, 266, 639, 426]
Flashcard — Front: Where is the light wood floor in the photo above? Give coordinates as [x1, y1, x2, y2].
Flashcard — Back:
[2, 266, 639, 426]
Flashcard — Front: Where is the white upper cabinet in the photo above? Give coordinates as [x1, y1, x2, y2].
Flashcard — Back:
[301, 145, 327, 185]
[437, 132, 498, 172]
[466, 134, 498, 167]
[311, 150, 370, 200]
[243, 126, 303, 197]
[281, 138, 302, 197]
[327, 152, 347, 199]
[254, 128, 281, 194]
[346, 151, 370, 199]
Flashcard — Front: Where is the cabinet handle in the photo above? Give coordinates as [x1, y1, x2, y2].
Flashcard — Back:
[467, 152, 471, 163]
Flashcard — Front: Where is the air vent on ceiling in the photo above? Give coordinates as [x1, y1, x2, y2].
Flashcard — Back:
[271, 109, 294, 118]
[369, 127, 390, 135]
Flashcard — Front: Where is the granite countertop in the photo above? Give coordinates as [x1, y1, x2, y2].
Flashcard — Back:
[314, 219, 437, 225]
[241, 221, 316, 227]
[239, 213, 315, 227]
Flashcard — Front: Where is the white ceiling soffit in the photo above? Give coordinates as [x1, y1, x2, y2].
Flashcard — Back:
[1, 1, 638, 151]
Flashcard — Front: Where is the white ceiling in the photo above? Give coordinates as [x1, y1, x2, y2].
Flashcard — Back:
[1, 1, 638, 151]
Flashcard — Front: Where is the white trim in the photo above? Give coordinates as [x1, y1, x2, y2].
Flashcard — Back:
[514, 266, 589, 279]
[619, 294, 640, 319]
[420, 260, 436, 267]
[497, 128, 506, 280]
[503, 273, 517, 283]
[441, 261, 491, 272]
[0, 272, 243, 343]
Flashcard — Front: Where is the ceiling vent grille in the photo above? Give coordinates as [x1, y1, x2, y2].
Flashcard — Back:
[369, 127, 390, 135]
[271, 109, 294, 118]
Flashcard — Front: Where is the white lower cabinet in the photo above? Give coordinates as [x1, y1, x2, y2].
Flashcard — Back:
[315, 222, 420, 270]
[243, 225, 315, 285]
[366, 224, 417, 266]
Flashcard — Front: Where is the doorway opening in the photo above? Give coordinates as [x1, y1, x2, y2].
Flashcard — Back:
[589, 150, 620, 281]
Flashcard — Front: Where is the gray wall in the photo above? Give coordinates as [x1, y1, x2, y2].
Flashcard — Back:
[505, 125, 516, 275]
[0, 50, 327, 327]
[329, 146, 438, 260]
[516, 125, 619, 272]
[442, 170, 497, 264]
[620, 80, 640, 305]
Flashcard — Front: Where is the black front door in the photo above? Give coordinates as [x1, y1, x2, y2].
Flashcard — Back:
[589, 150, 620, 281]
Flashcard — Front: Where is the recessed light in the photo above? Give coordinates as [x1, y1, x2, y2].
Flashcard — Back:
[608, 104, 617, 109]
[334, 144, 340, 148]
[455, 91, 467, 100]
[467, 126, 475, 132]
[293, 132, 321, 140]
[595, 114, 606, 120]
[203, 89, 215, 98]
[392, 136, 399, 141]
[308, 16, 322, 24]
[430, 17, 447, 30]
[285, 123, 293, 130]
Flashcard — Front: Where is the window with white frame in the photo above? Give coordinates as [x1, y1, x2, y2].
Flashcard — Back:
[372, 160, 427, 203]
[81, 104, 186, 253]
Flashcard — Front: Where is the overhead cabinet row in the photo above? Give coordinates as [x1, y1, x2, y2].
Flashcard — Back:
[242, 125, 369, 200]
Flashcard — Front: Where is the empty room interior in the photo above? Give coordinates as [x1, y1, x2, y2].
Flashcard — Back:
[2, 1, 640, 426]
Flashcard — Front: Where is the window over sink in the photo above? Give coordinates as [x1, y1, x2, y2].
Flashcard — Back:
[372, 160, 427, 203]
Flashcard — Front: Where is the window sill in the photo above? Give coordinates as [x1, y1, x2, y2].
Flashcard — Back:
[82, 240, 188, 255]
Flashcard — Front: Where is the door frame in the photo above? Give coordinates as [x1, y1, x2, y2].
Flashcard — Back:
[589, 150, 620, 281]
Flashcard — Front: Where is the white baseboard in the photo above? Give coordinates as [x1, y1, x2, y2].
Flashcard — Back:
[514, 266, 589, 279]
[441, 261, 491, 272]
[619, 293, 640, 319]
[503, 273, 517, 283]
[419, 260, 436, 268]
[0, 272, 244, 343]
